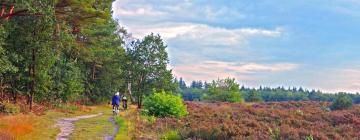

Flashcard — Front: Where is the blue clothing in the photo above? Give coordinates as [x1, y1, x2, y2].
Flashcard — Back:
[112, 95, 120, 105]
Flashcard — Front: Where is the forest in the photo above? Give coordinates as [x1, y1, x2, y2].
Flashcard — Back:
[0, 0, 176, 110]
[179, 78, 360, 104]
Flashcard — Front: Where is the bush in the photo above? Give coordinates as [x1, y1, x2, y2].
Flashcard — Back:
[247, 90, 263, 102]
[205, 78, 243, 103]
[330, 94, 353, 110]
[0, 102, 20, 114]
[142, 92, 188, 118]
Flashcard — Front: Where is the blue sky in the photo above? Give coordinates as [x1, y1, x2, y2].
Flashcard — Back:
[112, 0, 360, 93]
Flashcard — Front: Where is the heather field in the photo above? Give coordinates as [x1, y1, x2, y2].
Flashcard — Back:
[136, 101, 360, 140]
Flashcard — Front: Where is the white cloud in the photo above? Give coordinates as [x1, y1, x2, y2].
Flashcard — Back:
[313, 69, 360, 93]
[171, 61, 299, 84]
[113, 6, 165, 16]
[123, 22, 282, 46]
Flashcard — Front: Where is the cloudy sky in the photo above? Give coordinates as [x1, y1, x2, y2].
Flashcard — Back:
[112, 0, 360, 93]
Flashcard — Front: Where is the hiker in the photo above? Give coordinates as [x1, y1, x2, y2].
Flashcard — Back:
[122, 95, 128, 110]
[112, 92, 121, 113]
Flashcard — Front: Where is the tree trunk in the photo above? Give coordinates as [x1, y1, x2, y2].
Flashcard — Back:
[127, 82, 134, 103]
[11, 76, 17, 104]
[0, 74, 3, 101]
[137, 76, 144, 109]
[92, 62, 96, 80]
[11, 90, 17, 104]
[28, 48, 36, 110]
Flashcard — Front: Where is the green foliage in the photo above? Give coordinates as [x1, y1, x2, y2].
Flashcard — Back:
[205, 78, 243, 103]
[0, 0, 126, 107]
[50, 59, 84, 102]
[142, 92, 188, 118]
[55, 104, 79, 113]
[330, 93, 353, 110]
[126, 33, 175, 107]
[160, 130, 181, 140]
[246, 90, 263, 102]
[0, 102, 20, 114]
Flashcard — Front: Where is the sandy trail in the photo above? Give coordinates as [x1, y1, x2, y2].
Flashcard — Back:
[103, 116, 119, 140]
[55, 113, 103, 140]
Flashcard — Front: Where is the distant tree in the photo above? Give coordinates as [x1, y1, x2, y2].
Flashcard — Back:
[179, 77, 187, 89]
[190, 81, 197, 88]
[204, 81, 210, 89]
[247, 90, 263, 102]
[197, 81, 203, 89]
[205, 78, 242, 102]
[330, 93, 353, 110]
[190, 80, 203, 89]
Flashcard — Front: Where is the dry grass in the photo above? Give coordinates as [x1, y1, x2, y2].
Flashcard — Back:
[0, 114, 35, 139]
[0, 103, 108, 140]
[114, 105, 137, 140]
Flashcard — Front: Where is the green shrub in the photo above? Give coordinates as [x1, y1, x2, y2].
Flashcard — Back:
[330, 94, 353, 110]
[160, 130, 181, 140]
[0, 102, 20, 114]
[142, 92, 188, 118]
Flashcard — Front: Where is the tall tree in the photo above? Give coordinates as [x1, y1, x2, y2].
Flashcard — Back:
[126, 33, 173, 108]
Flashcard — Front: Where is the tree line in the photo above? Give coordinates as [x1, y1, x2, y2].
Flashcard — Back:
[0, 0, 176, 109]
[177, 78, 360, 104]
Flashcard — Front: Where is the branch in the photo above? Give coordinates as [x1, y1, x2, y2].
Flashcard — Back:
[0, 9, 27, 19]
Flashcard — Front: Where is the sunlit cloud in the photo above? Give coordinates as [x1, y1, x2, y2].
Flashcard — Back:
[126, 22, 282, 46]
[310, 69, 360, 93]
[171, 61, 299, 84]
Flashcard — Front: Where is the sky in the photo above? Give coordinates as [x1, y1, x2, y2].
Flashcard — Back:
[112, 0, 360, 93]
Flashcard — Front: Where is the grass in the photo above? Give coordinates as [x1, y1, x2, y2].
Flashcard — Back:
[114, 105, 137, 140]
[114, 116, 128, 139]
[70, 105, 114, 140]
[0, 103, 137, 140]
[0, 104, 113, 139]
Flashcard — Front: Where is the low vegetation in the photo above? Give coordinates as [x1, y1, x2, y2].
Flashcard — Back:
[330, 94, 353, 110]
[142, 92, 188, 118]
[136, 101, 360, 139]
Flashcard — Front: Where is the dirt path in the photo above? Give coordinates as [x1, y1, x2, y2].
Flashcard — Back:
[104, 116, 119, 140]
[55, 113, 103, 140]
